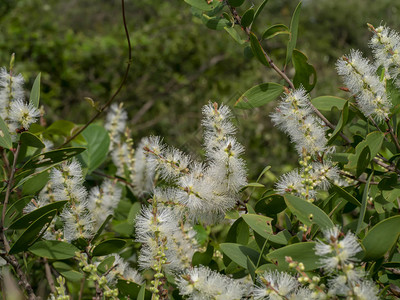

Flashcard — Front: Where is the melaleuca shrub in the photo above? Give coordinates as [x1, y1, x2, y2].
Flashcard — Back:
[0, 1, 399, 300]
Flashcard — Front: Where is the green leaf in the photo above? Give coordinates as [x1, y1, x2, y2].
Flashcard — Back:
[262, 24, 289, 40]
[21, 168, 49, 195]
[9, 209, 56, 254]
[29, 73, 41, 108]
[241, 9, 254, 28]
[267, 242, 319, 271]
[91, 215, 113, 243]
[220, 243, 261, 268]
[254, 0, 269, 21]
[127, 202, 142, 225]
[192, 245, 214, 266]
[117, 280, 151, 299]
[285, 2, 302, 67]
[53, 262, 84, 282]
[228, 0, 244, 7]
[137, 284, 146, 300]
[97, 256, 115, 273]
[226, 218, 249, 245]
[346, 131, 385, 170]
[202, 14, 231, 30]
[256, 166, 271, 182]
[331, 184, 361, 207]
[0, 116, 12, 150]
[292, 49, 317, 92]
[29, 240, 79, 259]
[249, 32, 269, 66]
[9, 200, 68, 229]
[284, 194, 334, 229]
[255, 194, 287, 217]
[45, 120, 76, 136]
[356, 173, 372, 234]
[20, 147, 86, 172]
[235, 83, 283, 109]
[78, 124, 110, 174]
[328, 101, 349, 144]
[247, 256, 256, 281]
[4, 196, 32, 227]
[242, 214, 287, 245]
[311, 96, 347, 111]
[362, 215, 400, 260]
[224, 26, 245, 44]
[387, 79, 400, 109]
[356, 146, 371, 177]
[184, 0, 221, 11]
[20, 132, 45, 148]
[92, 238, 127, 256]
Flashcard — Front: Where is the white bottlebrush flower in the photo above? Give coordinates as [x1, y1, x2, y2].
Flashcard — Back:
[87, 179, 122, 228]
[0, 67, 25, 119]
[61, 202, 94, 242]
[336, 49, 391, 122]
[315, 227, 362, 272]
[176, 266, 246, 300]
[9, 99, 40, 129]
[131, 138, 156, 196]
[105, 254, 144, 285]
[105, 102, 128, 147]
[271, 88, 328, 156]
[353, 280, 379, 300]
[253, 271, 299, 300]
[369, 24, 400, 81]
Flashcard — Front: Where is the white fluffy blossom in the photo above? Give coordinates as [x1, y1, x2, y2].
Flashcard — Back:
[176, 266, 246, 300]
[253, 271, 299, 300]
[0, 67, 24, 120]
[315, 227, 362, 272]
[105, 102, 128, 147]
[336, 49, 391, 122]
[369, 24, 400, 81]
[271, 88, 328, 155]
[8, 99, 40, 130]
[104, 254, 144, 285]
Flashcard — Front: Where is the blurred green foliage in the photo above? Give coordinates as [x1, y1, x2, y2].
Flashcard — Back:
[0, 0, 398, 179]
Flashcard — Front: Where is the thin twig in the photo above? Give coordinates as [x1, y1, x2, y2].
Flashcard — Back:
[44, 258, 56, 294]
[92, 170, 134, 188]
[58, 0, 132, 148]
[339, 170, 379, 185]
[386, 119, 400, 152]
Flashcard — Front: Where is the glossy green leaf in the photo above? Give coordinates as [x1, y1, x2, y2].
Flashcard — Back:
[255, 194, 287, 217]
[127, 202, 142, 225]
[247, 256, 256, 281]
[202, 14, 231, 30]
[254, 0, 269, 21]
[20, 132, 45, 148]
[22, 169, 49, 195]
[92, 238, 127, 256]
[285, 2, 302, 67]
[184, 0, 220, 11]
[346, 131, 385, 170]
[9, 209, 56, 254]
[241, 9, 254, 28]
[242, 214, 287, 245]
[9, 200, 68, 229]
[292, 49, 317, 92]
[356, 173, 372, 234]
[220, 243, 261, 268]
[29, 73, 41, 108]
[117, 280, 151, 299]
[328, 101, 349, 144]
[262, 24, 289, 40]
[79, 124, 110, 174]
[4, 196, 32, 227]
[235, 82, 283, 109]
[267, 242, 319, 271]
[226, 218, 249, 245]
[311, 96, 347, 111]
[224, 26, 245, 44]
[284, 194, 334, 229]
[192, 245, 214, 267]
[0, 115, 12, 150]
[45, 120, 76, 136]
[21, 147, 86, 171]
[362, 215, 400, 260]
[249, 32, 269, 66]
[29, 240, 79, 259]
[53, 262, 84, 282]
[228, 0, 244, 7]
[356, 146, 371, 177]
[331, 184, 361, 207]
[97, 256, 115, 273]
